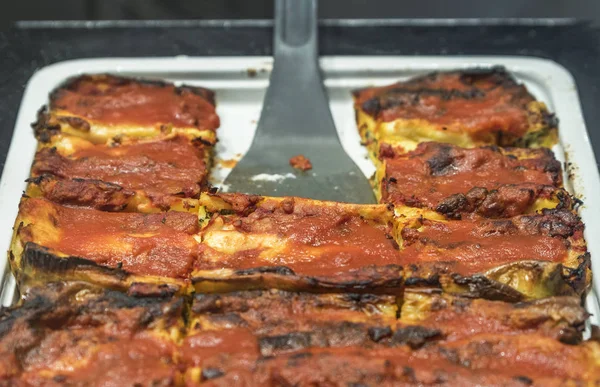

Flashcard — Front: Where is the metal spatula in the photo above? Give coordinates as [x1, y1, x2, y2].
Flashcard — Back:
[222, 0, 375, 203]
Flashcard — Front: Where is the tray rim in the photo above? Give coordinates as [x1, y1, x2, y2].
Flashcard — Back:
[1, 55, 598, 315]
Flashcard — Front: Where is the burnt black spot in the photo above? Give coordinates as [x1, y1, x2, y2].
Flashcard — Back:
[513, 375, 533, 385]
[235, 266, 296, 276]
[426, 145, 455, 176]
[201, 368, 224, 381]
[368, 326, 393, 342]
[361, 98, 381, 116]
[260, 332, 312, 355]
[436, 193, 468, 219]
[391, 326, 442, 349]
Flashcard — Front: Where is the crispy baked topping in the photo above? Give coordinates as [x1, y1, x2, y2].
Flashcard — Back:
[50, 74, 219, 130]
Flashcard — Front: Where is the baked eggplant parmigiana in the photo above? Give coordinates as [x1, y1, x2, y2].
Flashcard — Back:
[33, 74, 219, 144]
[10, 197, 201, 293]
[377, 142, 571, 218]
[192, 193, 403, 294]
[353, 67, 558, 160]
[0, 282, 185, 385]
[28, 133, 212, 213]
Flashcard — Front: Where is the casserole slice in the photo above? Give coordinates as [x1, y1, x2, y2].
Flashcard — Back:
[28, 133, 211, 213]
[377, 142, 572, 218]
[33, 74, 219, 144]
[192, 193, 403, 294]
[394, 207, 589, 300]
[0, 282, 185, 385]
[353, 67, 557, 161]
[10, 197, 201, 293]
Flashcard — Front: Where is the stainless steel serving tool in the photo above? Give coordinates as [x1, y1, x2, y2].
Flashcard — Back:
[222, 0, 375, 203]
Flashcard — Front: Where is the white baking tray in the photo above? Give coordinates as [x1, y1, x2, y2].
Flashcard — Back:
[1, 56, 598, 325]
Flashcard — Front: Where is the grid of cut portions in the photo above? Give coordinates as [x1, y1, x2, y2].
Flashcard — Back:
[353, 67, 590, 301]
[3, 68, 596, 386]
[2, 283, 599, 385]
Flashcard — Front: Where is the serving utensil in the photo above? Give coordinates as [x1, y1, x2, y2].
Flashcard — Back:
[222, 0, 375, 203]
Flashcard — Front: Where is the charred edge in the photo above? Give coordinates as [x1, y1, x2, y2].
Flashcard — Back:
[193, 137, 216, 147]
[193, 266, 404, 294]
[541, 110, 559, 129]
[84, 288, 185, 318]
[127, 282, 180, 298]
[25, 174, 50, 185]
[31, 106, 60, 143]
[562, 253, 591, 293]
[57, 116, 91, 132]
[51, 73, 216, 106]
[0, 294, 54, 338]
[235, 266, 296, 276]
[22, 242, 130, 281]
[201, 368, 224, 381]
[405, 271, 441, 288]
[360, 97, 381, 117]
[390, 326, 443, 349]
[450, 274, 525, 302]
[177, 84, 216, 106]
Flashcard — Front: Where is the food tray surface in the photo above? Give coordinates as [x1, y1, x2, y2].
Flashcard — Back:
[0, 56, 599, 313]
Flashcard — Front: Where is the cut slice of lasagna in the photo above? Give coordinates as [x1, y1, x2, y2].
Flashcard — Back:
[400, 290, 587, 343]
[378, 142, 572, 218]
[395, 207, 590, 300]
[353, 67, 558, 160]
[33, 74, 219, 144]
[28, 133, 211, 213]
[181, 289, 592, 385]
[212, 336, 600, 386]
[0, 282, 185, 385]
[10, 197, 201, 293]
[192, 193, 403, 294]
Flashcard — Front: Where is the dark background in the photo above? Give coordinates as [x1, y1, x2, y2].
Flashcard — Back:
[2, 0, 600, 23]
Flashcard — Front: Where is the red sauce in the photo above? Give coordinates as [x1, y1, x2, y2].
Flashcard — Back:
[198, 341, 596, 386]
[199, 199, 400, 276]
[21, 336, 178, 386]
[34, 136, 207, 197]
[381, 92, 529, 139]
[409, 296, 565, 342]
[181, 328, 259, 367]
[437, 334, 595, 379]
[355, 70, 535, 140]
[399, 218, 568, 275]
[383, 142, 560, 208]
[51, 75, 220, 130]
[23, 198, 199, 278]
